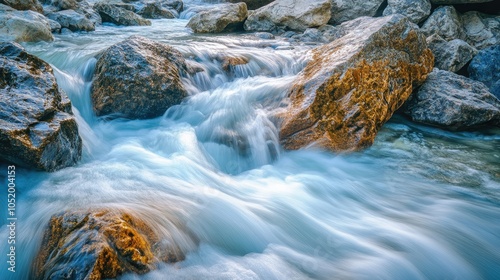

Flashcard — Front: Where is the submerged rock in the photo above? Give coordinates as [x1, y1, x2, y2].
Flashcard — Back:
[421, 6, 464, 41]
[426, 34, 477, 72]
[468, 44, 500, 99]
[279, 15, 433, 152]
[383, 0, 431, 24]
[329, 0, 385, 25]
[47, 9, 95, 32]
[244, 0, 331, 32]
[92, 36, 188, 119]
[0, 42, 82, 171]
[187, 3, 247, 33]
[33, 209, 185, 280]
[0, 9, 53, 42]
[404, 69, 500, 130]
[94, 2, 151, 26]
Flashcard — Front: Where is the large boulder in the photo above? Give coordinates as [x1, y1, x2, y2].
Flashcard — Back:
[383, 0, 431, 24]
[33, 209, 185, 280]
[404, 69, 500, 129]
[47, 9, 95, 32]
[329, 0, 385, 25]
[91, 36, 188, 119]
[0, 42, 82, 171]
[461, 11, 499, 50]
[426, 34, 477, 72]
[244, 0, 331, 32]
[0, 9, 53, 42]
[468, 44, 500, 99]
[42, 0, 79, 10]
[227, 0, 273, 10]
[0, 0, 42, 12]
[279, 15, 433, 152]
[187, 3, 247, 33]
[421, 6, 464, 41]
[137, 2, 175, 19]
[94, 2, 151, 26]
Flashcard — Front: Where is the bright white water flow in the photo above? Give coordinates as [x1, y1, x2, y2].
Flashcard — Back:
[1, 1, 500, 279]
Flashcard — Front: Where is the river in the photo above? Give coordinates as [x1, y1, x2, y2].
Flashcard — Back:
[1, 1, 500, 279]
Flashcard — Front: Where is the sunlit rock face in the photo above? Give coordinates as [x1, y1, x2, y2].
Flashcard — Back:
[33, 209, 186, 280]
[91, 36, 188, 119]
[187, 2, 248, 33]
[0, 42, 82, 171]
[279, 15, 433, 152]
[0, 7, 54, 43]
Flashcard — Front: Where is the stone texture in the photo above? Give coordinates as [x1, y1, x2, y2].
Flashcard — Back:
[0, 9, 53, 43]
[461, 11, 500, 50]
[0, 0, 42, 12]
[279, 15, 433, 152]
[421, 6, 464, 41]
[468, 44, 500, 99]
[426, 34, 477, 72]
[244, 0, 331, 32]
[383, 0, 431, 24]
[227, 0, 273, 10]
[94, 2, 151, 26]
[48, 18, 62, 33]
[47, 9, 95, 32]
[138, 2, 175, 19]
[404, 69, 500, 129]
[0, 42, 82, 171]
[163, 0, 183, 13]
[92, 36, 188, 119]
[33, 209, 185, 280]
[431, 0, 493, 3]
[187, 3, 247, 33]
[329, 0, 385, 25]
[50, 0, 78, 10]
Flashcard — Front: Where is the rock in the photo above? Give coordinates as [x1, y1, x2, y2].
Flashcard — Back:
[329, 0, 385, 25]
[421, 6, 464, 41]
[468, 44, 500, 99]
[48, 19, 62, 33]
[138, 2, 175, 19]
[430, 0, 493, 3]
[50, 0, 78, 10]
[94, 2, 151, 26]
[0, 42, 82, 171]
[404, 69, 500, 129]
[187, 3, 247, 33]
[254, 32, 274, 39]
[47, 10, 95, 32]
[227, 0, 274, 10]
[279, 15, 433, 152]
[217, 54, 249, 72]
[426, 34, 477, 72]
[77, 2, 103, 26]
[244, 0, 331, 32]
[163, 0, 183, 13]
[383, 0, 431, 24]
[33, 209, 185, 280]
[92, 36, 188, 119]
[461, 11, 499, 50]
[0, 0, 42, 12]
[0, 10, 54, 42]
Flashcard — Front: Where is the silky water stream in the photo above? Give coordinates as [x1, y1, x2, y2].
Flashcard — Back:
[1, 7, 500, 280]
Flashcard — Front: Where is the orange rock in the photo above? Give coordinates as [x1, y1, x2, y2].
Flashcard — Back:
[280, 15, 434, 152]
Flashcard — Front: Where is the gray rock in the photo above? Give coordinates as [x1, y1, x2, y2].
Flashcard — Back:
[48, 18, 62, 33]
[51, 0, 78, 10]
[0, 0, 42, 12]
[0, 10, 54, 42]
[254, 32, 275, 39]
[0, 42, 82, 171]
[426, 34, 477, 72]
[187, 3, 247, 33]
[421, 5, 464, 41]
[162, 0, 183, 13]
[77, 2, 103, 26]
[462, 11, 499, 50]
[279, 15, 434, 152]
[329, 0, 385, 25]
[244, 0, 331, 32]
[383, 0, 431, 24]
[404, 69, 500, 130]
[468, 44, 500, 99]
[47, 10, 95, 32]
[138, 2, 175, 19]
[227, 0, 273, 10]
[94, 2, 151, 26]
[91, 36, 188, 119]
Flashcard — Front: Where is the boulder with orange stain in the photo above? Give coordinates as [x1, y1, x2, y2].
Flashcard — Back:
[279, 15, 434, 152]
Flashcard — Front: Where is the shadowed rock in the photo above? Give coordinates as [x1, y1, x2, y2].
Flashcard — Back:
[227, 0, 273, 10]
[329, 0, 385, 25]
[0, 42, 81, 171]
[91, 36, 188, 119]
[468, 44, 500, 99]
[427, 34, 477, 73]
[94, 2, 151, 26]
[279, 15, 433, 152]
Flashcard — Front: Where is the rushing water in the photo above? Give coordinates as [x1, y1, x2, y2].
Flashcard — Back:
[1, 3, 500, 279]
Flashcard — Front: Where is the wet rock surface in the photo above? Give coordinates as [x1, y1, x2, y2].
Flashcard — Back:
[279, 15, 433, 152]
[94, 2, 151, 26]
[0, 42, 82, 171]
[187, 2, 247, 33]
[468, 44, 500, 99]
[0, 9, 53, 43]
[47, 9, 96, 32]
